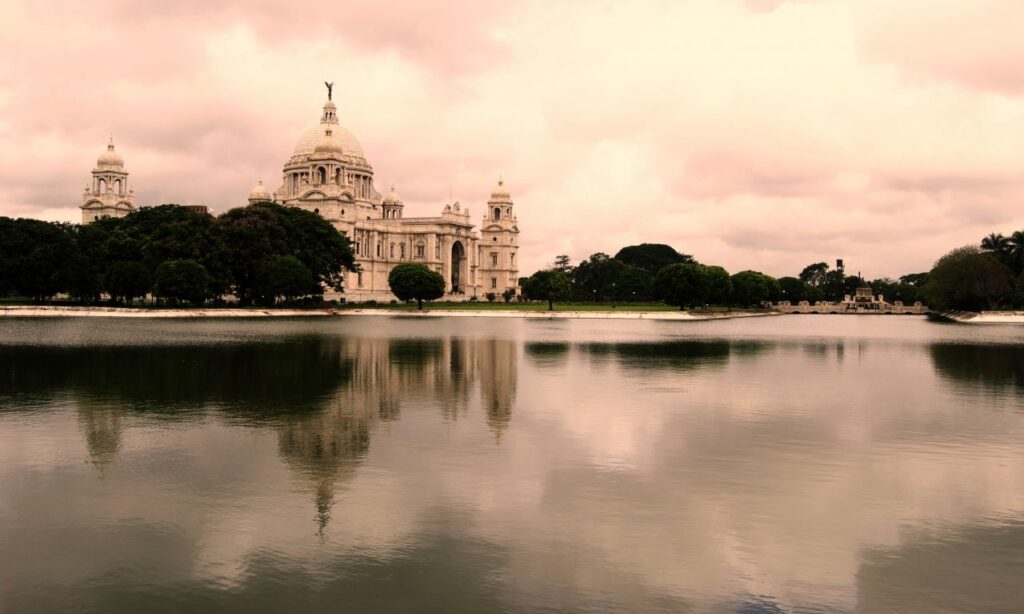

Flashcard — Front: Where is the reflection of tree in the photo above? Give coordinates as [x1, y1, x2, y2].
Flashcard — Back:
[524, 342, 569, 368]
[930, 343, 1024, 391]
[0, 339, 353, 416]
[577, 340, 732, 372]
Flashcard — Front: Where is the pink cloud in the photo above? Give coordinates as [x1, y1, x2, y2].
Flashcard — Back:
[2, 0, 1024, 280]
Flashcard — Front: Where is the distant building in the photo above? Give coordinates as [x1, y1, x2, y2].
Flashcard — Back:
[80, 138, 136, 223]
[254, 86, 521, 302]
[77, 85, 523, 303]
[777, 285, 927, 314]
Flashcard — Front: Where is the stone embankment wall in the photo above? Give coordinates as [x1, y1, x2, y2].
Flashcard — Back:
[928, 310, 1024, 324]
[776, 301, 928, 315]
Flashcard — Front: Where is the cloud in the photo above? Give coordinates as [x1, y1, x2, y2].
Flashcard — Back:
[2, 0, 1024, 278]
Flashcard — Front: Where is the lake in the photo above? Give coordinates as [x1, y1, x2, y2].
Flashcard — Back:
[1, 315, 1023, 613]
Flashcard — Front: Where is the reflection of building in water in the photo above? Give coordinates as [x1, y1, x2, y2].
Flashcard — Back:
[277, 336, 518, 532]
[277, 403, 372, 536]
[77, 404, 124, 475]
[479, 339, 517, 438]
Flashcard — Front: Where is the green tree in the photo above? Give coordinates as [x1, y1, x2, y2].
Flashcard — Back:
[105, 261, 151, 305]
[68, 218, 121, 303]
[254, 255, 318, 304]
[523, 269, 572, 310]
[614, 243, 695, 275]
[0, 219, 78, 302]
[778, 276, 806, 302]
[1008, 230, 1024, 275]
[730, 270, 775, 307]
[612, 265, 654, 302]
[799, 262, 829, 287]
[981, 233, 1011, 269]
[654, 263, 710, 310]
[154, 259, 212, 306]
[388, 263, 446, 309]
[553, 254, 572, 273]
[923, 246, 1012, 311]
[218, 202, 355, 304]
[702, 265, 732, 306]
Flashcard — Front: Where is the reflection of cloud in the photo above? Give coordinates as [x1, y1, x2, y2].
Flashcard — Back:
[5, 320, 1024, 611]
[858, 517, 1024, 613]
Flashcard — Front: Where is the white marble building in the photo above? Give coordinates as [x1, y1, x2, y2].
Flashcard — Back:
[80, 138, 136, 223]
[252, 88, 521, 302]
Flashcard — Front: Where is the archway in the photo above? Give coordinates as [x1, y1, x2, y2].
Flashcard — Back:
[451, 241, 465, 293]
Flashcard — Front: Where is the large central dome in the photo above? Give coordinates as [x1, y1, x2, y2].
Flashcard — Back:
[292, 100, 365, 161]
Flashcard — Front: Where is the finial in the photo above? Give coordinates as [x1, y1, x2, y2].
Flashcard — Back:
[498, 174, 503, 187]
[324, 81, 334, 101]
[108, 134, 115, 151]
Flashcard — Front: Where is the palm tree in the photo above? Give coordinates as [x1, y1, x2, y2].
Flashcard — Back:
[981, 232, 1008, 253]
[1008, 231, 1024, 275]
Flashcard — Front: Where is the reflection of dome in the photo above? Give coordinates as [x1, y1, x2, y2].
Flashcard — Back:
[96, 138, 124, 168]
[292, 101, 365, 160]
[248, 179, 271, 201]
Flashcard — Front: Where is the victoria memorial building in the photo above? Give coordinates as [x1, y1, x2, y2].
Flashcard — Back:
[81, 85, 522, 303]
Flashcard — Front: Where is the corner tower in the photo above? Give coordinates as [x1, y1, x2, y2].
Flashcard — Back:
[81, 137, 136, 224]
[478, 178, 520, 298]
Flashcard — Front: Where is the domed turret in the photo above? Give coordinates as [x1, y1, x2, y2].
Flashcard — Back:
[248, 179, 271, 204]
[96, 137, 124, 169]
[81, 137, 135, 224]
[383, 186, 402, 205]
[489, 178, 512, 204]
[382, 185, 403, 219]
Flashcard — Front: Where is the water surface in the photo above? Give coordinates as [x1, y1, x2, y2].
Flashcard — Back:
[2, 315, 1024, 612]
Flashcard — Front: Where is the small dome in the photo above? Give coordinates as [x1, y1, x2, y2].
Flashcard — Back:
[97, 139, 124, 168]
[383, 186, 402, 205]
[489, 177, 511, 203]
[249, 179, 271, 201]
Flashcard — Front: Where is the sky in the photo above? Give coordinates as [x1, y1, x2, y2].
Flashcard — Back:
[2, 0, 1023, 278]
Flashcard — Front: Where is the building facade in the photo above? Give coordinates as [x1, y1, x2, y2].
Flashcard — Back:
[254, 90, 521, 302]
[80, 138, 136, 223]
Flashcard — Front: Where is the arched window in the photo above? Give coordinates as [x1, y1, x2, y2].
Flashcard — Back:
[98, 178, 106, 193]
[114, 179, 121, 194]
[493, 207, 501, 220]
[317, 167, 326, 184]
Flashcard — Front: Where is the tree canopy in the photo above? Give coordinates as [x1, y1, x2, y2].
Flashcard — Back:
[0, 202, 356, 307]
[654, 263, 710, 310]
[388, 263, 446, 309]
[522, 269, 572, 310]
[614, 243, 695, 275]
[924, 246, 1012, 311]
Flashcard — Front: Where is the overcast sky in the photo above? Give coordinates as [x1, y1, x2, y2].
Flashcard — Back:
[2, 0, 1023, 278]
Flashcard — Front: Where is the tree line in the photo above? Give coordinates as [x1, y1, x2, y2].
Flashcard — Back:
[921, 231, 1024, 311]
[0, 203, 356, 306]
[521, 243, 927, 311]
